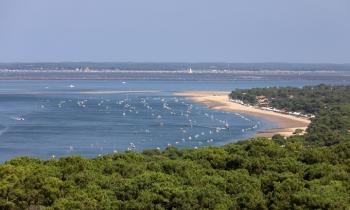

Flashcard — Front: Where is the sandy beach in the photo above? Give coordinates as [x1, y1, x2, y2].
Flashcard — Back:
[174, 91, 310, 137]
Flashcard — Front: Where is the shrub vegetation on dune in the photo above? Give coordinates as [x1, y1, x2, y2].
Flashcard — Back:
[1, 138, 350, 209]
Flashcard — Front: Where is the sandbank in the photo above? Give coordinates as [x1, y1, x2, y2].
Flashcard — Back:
[174, 91, 310, 138]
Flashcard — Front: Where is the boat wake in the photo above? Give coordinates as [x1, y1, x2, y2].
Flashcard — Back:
[0, 125, 8, 137]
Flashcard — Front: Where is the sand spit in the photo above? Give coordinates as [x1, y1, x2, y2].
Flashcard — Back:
[175, 91, 310, 138]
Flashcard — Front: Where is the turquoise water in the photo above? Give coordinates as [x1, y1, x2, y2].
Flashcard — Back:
[0, 79, 347, 161]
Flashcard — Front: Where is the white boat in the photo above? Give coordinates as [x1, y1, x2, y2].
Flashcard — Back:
[15, 117, 25, 121]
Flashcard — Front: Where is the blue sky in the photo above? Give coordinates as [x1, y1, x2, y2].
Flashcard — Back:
[0, 0, 349, 63]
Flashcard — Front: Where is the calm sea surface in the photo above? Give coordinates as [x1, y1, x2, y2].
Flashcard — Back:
[0, 79, 348, 162]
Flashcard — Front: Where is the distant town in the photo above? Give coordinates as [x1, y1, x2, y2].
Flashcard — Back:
[0, 62, 349, 80]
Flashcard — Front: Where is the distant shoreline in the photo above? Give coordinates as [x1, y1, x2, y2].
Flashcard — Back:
[174, 91, 310, 138]
[80, 90, 160, 94]
[0, 66, 349, 81]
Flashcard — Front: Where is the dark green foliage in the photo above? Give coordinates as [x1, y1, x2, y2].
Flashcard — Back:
[1, 138, 350, 209]
[230, 84, 350, 114]
[306, 104, 350, 146]
[231, 85, 350, 146]
[272, 134, 286, 145]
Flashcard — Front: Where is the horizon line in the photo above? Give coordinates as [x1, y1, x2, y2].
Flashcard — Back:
[0, 61, 349, 65]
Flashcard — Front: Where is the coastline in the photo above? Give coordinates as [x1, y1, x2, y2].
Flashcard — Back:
[79, 90, 160, 94]
[174, 91, 311, 138]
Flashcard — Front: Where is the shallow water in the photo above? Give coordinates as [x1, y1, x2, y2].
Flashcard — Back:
[0, 79, 347, 161]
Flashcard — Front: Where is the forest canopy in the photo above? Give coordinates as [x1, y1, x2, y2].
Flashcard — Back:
[1, 138, 350, 209]
[229, 84, 350, 113]
[230, 85, 350, 146]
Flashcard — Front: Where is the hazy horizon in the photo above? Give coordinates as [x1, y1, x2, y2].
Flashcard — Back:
[1, 62, 350, 65]
[1, 0, 350, 63]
